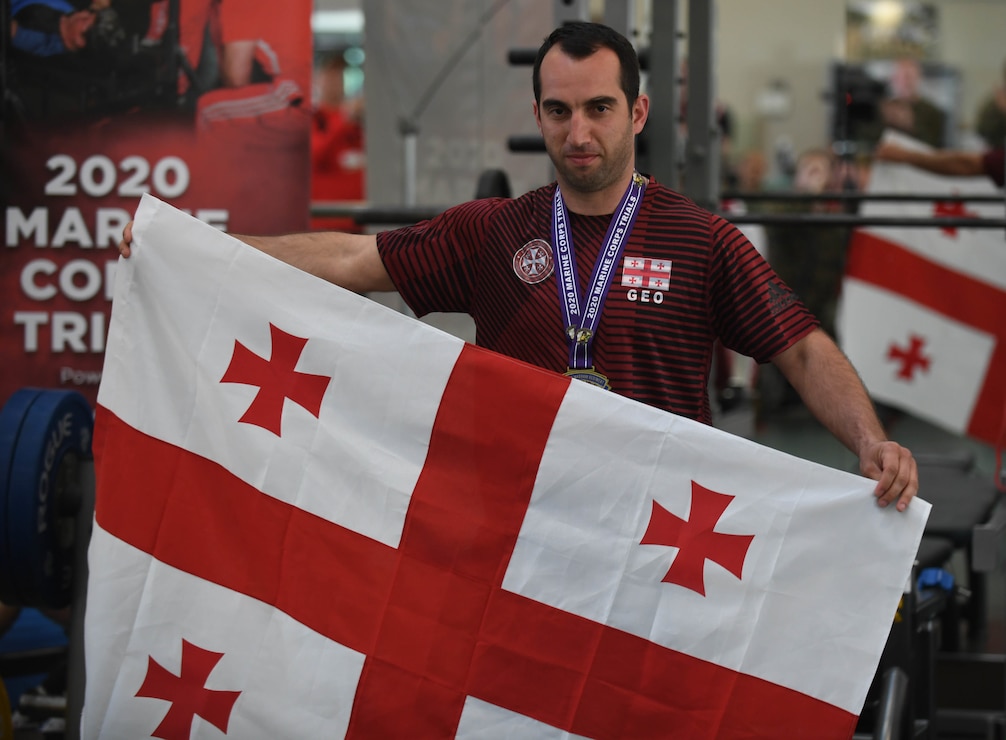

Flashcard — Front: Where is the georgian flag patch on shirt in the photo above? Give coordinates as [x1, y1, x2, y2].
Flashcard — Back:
[621, 256, 672, 290]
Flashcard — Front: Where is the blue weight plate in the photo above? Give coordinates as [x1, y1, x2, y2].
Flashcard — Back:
[7, 390, 93, 609]
[0, 388, 45, 605]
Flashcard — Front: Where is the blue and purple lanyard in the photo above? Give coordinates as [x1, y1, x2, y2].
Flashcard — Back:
[551, 172, 647, 379]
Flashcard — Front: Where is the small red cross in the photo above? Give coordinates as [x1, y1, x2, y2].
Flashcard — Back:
[933, 199, 978, 237]
[220, 323, 331, 436]
[641, 481, 755, 596]
[135, 639, 240, 740]
[887, 334, 931, 380]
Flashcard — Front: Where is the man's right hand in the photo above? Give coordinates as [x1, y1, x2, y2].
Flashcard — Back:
[118, 222, 134, 258]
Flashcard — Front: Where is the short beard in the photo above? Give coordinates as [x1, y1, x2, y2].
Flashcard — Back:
[551, 131, 635, 197]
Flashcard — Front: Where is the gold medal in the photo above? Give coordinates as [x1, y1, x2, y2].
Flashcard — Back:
[564, 367, 611, 390]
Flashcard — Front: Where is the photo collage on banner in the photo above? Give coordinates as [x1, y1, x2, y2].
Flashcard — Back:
[2, 0, 313, 406]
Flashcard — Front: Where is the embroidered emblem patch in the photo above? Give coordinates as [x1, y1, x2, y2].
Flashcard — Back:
[513, 239, 554, 284]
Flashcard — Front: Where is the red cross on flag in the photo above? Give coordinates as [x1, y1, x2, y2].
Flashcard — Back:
[620, 256, 672, 290]
[837, 131, 1006, 447]
[85, 195, 929, 739]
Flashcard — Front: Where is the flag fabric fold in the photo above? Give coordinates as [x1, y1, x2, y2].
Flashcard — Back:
[85, 194, 929, 739]
[837, 131, 1006, 447]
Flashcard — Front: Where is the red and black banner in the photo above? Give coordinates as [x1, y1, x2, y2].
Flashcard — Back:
[2, 0, 312, 407]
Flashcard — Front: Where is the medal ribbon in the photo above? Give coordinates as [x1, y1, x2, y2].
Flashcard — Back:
[552, 173, 647, 371]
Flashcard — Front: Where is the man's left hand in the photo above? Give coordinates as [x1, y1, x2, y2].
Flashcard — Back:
[860, 441, 918, 512]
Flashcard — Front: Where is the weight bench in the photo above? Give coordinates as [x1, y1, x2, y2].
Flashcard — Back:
[914, 451, 1003, 651]
[854, 448, 1002, 740]
[855, 536, 955, 740]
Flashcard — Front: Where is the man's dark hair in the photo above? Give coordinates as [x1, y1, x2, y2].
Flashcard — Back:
[532, 22, 641, 107]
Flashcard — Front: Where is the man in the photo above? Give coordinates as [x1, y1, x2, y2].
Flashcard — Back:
[766, 148, 851, 338]
[311, 52, 366, 233]
[120, 22, 917, 512]
[879, 57, 946, 149]
[975, 57, 1006, 150]
[874, 140, 1005, 188]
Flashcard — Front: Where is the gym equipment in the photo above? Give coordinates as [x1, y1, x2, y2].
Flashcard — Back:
[0, 388, 94, 740]
[0, 389, 93, 610]
[722, 191, 1006, 204]
[309, 201, 1006, 231]
[913, 453, 1003, 651]
[474, 168, 512, 199]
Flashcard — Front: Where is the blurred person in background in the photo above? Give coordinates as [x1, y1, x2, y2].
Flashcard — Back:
[311, 52, 366, 232]
[975, 57, 1006, 149]
[874, 140, 1004, 188]
[9, 0, 109, 56]
[759, 148, 852, 416]
[879, 57, 946, 149]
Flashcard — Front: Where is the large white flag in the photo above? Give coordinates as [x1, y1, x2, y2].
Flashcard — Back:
[85, 194, 929, 739]
[838, 132, 1006, 446]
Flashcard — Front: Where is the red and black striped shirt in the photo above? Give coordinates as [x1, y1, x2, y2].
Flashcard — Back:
[377, 179, 817, 424]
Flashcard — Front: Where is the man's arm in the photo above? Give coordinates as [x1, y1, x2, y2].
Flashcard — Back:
[873, 141, 985, 178]
[119, 223, 395, 294]
[771, 329, 918, 511]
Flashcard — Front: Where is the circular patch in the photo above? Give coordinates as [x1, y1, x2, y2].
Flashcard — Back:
[512, 239, 554, 284]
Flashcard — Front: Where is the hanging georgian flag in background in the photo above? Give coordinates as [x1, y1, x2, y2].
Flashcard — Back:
[837, 131, 1006, 448]
[85, 195, 928, 739]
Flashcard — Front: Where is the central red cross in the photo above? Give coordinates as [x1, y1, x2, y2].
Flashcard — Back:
[220, 323, 330, 436]
[641, 482, 754, 596]
[135, 639, 240, 740]
[887, 334, 931, 380]
[932, 199, 978, 237]
[99, 344, 852, 738]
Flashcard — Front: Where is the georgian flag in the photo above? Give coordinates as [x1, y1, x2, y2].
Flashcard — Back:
[837, 131, 1006, 445]
[620, 256, 671, 290]
[85, 195, 928, 739]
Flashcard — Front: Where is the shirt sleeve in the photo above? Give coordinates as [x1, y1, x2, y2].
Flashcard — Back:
[707, 215, 819, 363]
[376, 198, 505, 317]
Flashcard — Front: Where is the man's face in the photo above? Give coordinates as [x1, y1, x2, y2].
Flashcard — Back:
[533, 47, 647, 197]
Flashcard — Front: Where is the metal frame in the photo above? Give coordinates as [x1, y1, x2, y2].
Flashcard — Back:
[310, 202, 1006, 231]
[639, 0, 722, 208]
[65, 461, 94, 740]
[602, 0, 633, 37]
[553, 0, 589, 24]
[644, 0, 683, 190]
[682, 0, 719, 211]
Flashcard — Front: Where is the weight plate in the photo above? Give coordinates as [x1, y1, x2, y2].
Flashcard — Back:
[6, 389, 93, 609]
[0, 388, 45, 606]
